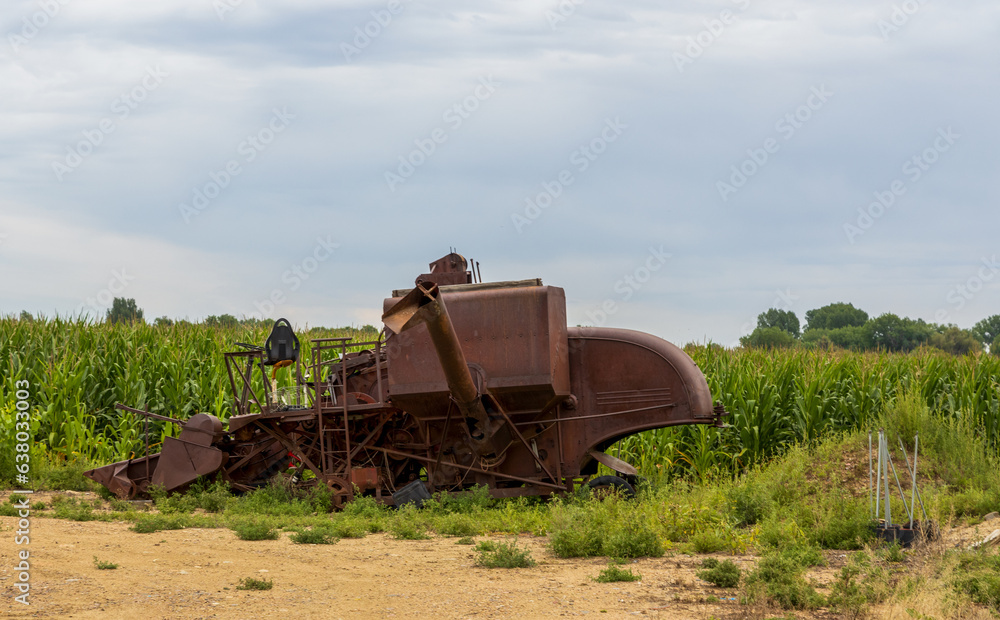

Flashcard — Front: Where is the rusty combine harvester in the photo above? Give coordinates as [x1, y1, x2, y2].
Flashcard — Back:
[85, 253, 727, 507]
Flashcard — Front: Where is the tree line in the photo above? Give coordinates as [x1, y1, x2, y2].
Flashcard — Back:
[742, 302, 1000, 355]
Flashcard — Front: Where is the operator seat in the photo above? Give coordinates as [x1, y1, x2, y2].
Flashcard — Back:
[264, 318, 299, 367]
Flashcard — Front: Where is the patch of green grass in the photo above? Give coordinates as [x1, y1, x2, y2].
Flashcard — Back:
[52, 496, 96, 521]
[230, 520, 279, 541]
[456, 536, 475, 545]
[697, 558, 741, 588]
[130, 513, 191, 533]
[475, 539, 536, 568]
[548, 495, 665, 558]
[827, 550, 891, 617]
[34, 457, 94, 492]
[93, 556, 118, 570]
[289, 528, 338, 545]
[690, 530, 727, 554]
[388, 506, 431, 540]
[951, 549, 1000, 611]
[595, 561, 642, 583]
[743, 551, 826, 610]
[236, 576, 273, 591]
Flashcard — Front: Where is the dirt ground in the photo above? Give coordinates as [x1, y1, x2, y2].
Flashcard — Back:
[3, 492, 992, 620]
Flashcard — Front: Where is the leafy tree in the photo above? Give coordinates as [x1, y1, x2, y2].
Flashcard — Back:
[804, 303, 869, 331]
[801, 326, 870, 350]
[864, 313, 932, 352]
[992, 334, 1000, 357]
[757, 308, 801, 338]
[19, 310, 34, 322]
[928, 326, 982, 355]
[153, 316, 174, 327]
[106, 297, 144, 325]
[204, 314, 238, 328]
[972, 315, 1000, 347]
[740, 326, 796, 349]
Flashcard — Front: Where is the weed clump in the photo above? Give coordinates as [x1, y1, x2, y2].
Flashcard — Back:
[951, 549, 1000, 611]
[475, 539, 536, 568]
[289, 528, 338, 545]
[697, 558, 741, 588]
[549, 496, 664, 559]
[231, 520, 279, 541]
[827, 550, 891, 617]
[595, 560, 642, 583]
[93, 556, 118, 570]
[236, 577, 273, 591]
[743, 550, 825, 610]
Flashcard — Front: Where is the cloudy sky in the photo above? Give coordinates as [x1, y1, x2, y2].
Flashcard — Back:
[1, 0, 997, 346]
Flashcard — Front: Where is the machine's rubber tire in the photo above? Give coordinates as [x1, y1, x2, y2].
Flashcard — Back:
[585, 475, 636, 499]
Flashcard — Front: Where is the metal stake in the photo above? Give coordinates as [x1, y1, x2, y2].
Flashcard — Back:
[868, 431, 873, 520]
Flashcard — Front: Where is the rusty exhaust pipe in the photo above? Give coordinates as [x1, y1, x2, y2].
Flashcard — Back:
[382, 281, 510, 456]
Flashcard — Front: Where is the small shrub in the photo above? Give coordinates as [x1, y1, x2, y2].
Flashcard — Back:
[743, 552, 825, 610]
[697, 558, 741, 588]
[727, 481, 770, 527]
[389, 511, 431, 540]
[290, 529, 338, 545]
[475, 539, 536, 568]
[604, 519, 665, 558]
[827, 551, 891, 616]
[456, 536, 475, 545]
[596, 562, 642, 583]
[236, 577, 273, 591]
[93, 556, 118, 570]
[231, 520, 279, 541]
[328, 516, 370, 539]
[690, 530, 727, 554]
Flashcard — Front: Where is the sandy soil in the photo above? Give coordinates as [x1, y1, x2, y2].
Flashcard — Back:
[0, 507, 791, 620]
[8, 492, 994, 620]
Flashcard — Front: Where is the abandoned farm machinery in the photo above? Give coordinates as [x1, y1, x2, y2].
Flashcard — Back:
[85, 253, 728, 507]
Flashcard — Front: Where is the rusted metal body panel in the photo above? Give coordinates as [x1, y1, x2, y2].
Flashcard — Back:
[85, 253, 727, 506]
[383, 283, 570, 417]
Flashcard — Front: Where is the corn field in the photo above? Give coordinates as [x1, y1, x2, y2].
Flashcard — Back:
[0, 317, 378, 473]
[2, 317, 999, 481]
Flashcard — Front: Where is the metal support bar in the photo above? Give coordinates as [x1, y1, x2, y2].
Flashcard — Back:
[495, 405, 559, 485]
[370, 446, 565, 491]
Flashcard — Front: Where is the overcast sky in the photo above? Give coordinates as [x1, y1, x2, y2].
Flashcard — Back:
[1, 0, 997, 346]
